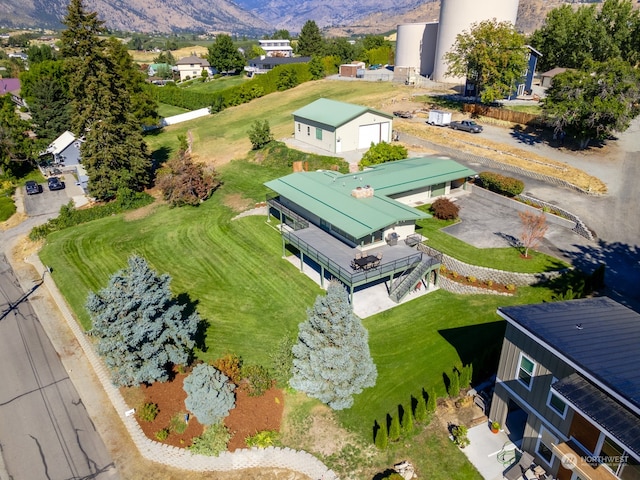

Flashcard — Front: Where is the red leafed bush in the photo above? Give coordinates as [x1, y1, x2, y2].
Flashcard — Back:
[431, 197, 460, 220]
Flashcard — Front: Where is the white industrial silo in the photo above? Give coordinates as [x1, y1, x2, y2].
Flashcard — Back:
[395, 22, 439, 77]
[432, 0, 519, 83]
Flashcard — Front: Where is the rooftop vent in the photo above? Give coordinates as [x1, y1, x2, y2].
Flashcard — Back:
[576, 323, 583, 330]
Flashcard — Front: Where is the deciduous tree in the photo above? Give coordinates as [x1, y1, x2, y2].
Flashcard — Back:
[248, 120, 274, 150]
[518, 211, 548, 258]
[183, 364, 236, 425]
[444, 19, 527, 103]
[290, 281, 377, 410]
[86, 255, 200, 387]
[542, 59, 640, 149]
[207, 34, 245, 74]
[359, 141, 407, 167]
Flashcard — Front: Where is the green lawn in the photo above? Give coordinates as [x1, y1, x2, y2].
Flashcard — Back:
[157, 102, 189, 118]
[417, 215, 569, 272]
[178, 74, 246, 93]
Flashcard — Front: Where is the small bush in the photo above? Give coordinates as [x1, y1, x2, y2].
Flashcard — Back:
[213, 353, 242, 384]
[138, 402, 159, 422]
[155, 428, 170, 441]
[448, 369, 460, 398]
[466, 275, 476, 283]
[414, 392, 428, 423]
[401, 405, 414, 435]
[245, 429, 279, 448]
[388, 414, 401, 441]
[241, 364, 273, 397]
[183, 364, 236, 425]
[359, 141, 407, 167]
[375, 421, 388, 449]
[506, 284, 516, 291]
[169, 412, 188, 434]
[427, 388, 437, 414]
[269, 333, 295, 388]
[452, 425, 470, 448]
[189, 423, 231, 456]
[486, 279, 494, 287]
[478, 171, 524, 197]
[431, 197, 460, 220]
[248, 119, 274, 150]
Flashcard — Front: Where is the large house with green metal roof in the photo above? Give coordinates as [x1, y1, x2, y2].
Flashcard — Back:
[292, 98, 394, 154]
[265, 157, 476, 303]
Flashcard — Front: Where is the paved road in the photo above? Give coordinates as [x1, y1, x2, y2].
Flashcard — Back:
[0, 254, 117, 480]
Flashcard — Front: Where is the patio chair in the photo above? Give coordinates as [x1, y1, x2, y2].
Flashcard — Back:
[355, 252, 362, 260]
[503, 451, 535, 480]
[376, 252, 382, 260]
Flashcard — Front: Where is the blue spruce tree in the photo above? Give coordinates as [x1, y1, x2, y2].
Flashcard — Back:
[86, 255, 200, 387]
[290, 281, 377, 410]
[183, 364, 236, 425]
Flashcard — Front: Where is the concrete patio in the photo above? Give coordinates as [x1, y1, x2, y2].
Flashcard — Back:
[462, 423, 520, 480]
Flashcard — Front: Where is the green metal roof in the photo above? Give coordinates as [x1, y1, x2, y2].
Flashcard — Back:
[292, 98, 393, 129]
[265, 157, 476, 239]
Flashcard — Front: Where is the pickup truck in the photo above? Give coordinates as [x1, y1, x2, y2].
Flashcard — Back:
[449, 120, 483, 133]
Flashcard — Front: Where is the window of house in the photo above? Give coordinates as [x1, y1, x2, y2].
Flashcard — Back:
[517, 353, 536, 389]
[536, 426, 557, 466]
[547, 379, 568, 418]
[297, 123, 300, 132]
[315, 128, 322, 140]
[307, 126, 310, 136]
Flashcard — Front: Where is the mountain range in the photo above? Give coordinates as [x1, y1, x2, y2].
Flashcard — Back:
[0, 0, 569, 36]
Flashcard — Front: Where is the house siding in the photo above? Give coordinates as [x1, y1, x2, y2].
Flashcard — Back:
[294, 118, 337, 153]
[490, 324, 577, 476]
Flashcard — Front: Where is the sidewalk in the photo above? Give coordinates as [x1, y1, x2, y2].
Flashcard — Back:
[462, 423, 519, 480]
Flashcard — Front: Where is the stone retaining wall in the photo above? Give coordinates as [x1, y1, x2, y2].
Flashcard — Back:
[438, 276, 514, 296]
[517, 193, 594, 241]
[27, 254, 337, 479]
[418, 244, 568, 287]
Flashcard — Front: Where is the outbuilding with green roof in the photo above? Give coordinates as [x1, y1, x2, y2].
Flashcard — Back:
[292, 98, 393, 154]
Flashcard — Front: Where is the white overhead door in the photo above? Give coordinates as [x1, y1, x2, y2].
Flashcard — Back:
[358, 122, 391, 148]
[359, 124, 380, 149]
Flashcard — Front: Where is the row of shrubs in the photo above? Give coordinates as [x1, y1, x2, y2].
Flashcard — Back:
[374, 364, 473, 450]
[477, 171, 524, 197]
[29, 190, 153, 240]
[154, 63, 313, 112]
[440, 265, 517, 292]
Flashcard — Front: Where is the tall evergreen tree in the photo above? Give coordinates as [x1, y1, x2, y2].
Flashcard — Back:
[86, 255, 201, 387]
[0, 95, 35, 176]
[388, 413, 401, 441]
[60, 0, 152, 200]
[296, 20, 325, 57]
[290, 281, 377, 410]
[375, 420, 388, 450]
[414, 392, 428, 423]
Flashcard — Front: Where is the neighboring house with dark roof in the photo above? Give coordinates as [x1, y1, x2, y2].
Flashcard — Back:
[244, 55, 311, 77]
[264, 157, 475, 302]
[175, 56, 212, 81]
[293, 98, 394, 154]
[0, 78, 25, 107]
[490, 297, 640, 480]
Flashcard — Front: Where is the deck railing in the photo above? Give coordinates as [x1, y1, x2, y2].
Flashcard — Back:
[267, 196, 309, 231]
[282, 230, 425, 286]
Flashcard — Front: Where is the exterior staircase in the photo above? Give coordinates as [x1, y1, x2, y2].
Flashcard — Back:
[389, 255, 440, 303]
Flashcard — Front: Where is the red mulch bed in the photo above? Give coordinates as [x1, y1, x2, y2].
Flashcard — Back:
[130, 373, 284, 450]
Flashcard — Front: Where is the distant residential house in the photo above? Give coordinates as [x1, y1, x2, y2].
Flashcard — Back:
[292, 98, 394, 154]
[0, 78, 26, 107]
[40, 131, 87, 190]
[147, 63, 171, 77]
[540, 67, 569, 88]
[244, 55, 310, 77]
[258, 39, 293, 57]
[175, 56, 212, 81]
[8, 52, 28, 61]
[490, 297, 640, 480]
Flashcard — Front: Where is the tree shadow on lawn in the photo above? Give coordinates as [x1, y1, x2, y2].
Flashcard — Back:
[438, 322, 506, 384]
[175, 292, 209, 354]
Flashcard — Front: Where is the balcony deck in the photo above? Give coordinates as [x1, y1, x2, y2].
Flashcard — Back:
[280, 221, 438, 296]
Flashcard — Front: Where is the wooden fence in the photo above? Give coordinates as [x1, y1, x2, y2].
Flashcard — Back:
[463, 103, 542, 125]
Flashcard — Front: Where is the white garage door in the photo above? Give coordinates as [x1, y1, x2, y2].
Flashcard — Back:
[358, 122, 391, 148]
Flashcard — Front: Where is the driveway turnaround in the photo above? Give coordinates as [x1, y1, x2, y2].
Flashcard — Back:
[0, 254, 118, 480]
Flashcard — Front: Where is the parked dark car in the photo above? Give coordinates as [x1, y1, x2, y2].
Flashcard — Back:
[449, 120, 483, 133]
[47, 177, 65, 191]
[25, 180, 41, 195]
